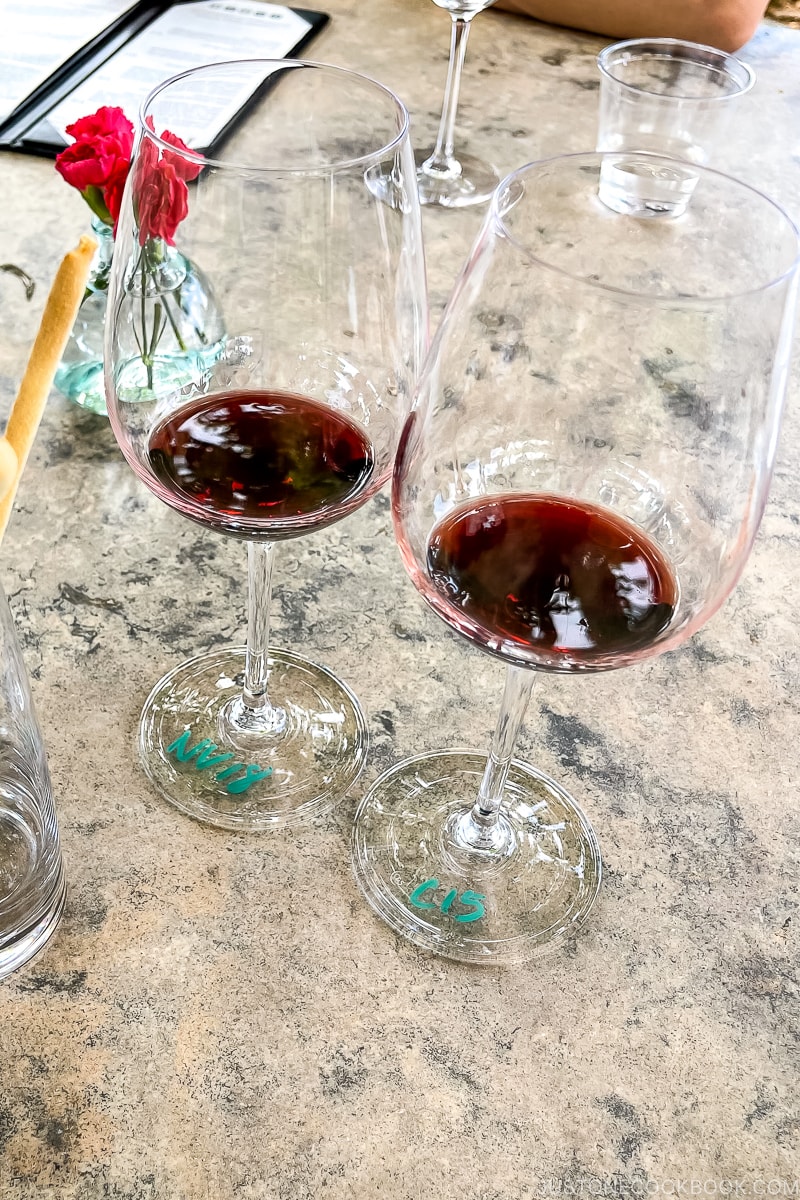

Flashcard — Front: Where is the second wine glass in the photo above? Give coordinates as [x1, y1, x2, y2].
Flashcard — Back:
[352, 151, 800, 964]
[105, 61, 428, 830]
[417, 0, 501, 208]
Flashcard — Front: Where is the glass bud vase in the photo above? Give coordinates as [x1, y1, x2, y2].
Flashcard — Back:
[54, 216, 113, 414]
[110, 236, 226, 406]
[56, 217, 225, 415]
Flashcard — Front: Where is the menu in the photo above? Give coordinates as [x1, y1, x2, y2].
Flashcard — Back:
[0, 0, 139, 127]
[0, 0, 328, 155]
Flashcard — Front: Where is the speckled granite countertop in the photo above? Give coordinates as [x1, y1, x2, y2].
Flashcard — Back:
[0, 2, 799, 1196]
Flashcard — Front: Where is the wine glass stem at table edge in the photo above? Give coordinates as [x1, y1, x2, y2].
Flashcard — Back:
[422, 14, 475, 176]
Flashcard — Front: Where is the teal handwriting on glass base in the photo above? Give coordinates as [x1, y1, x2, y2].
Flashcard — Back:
[166, 730, 272, 794]
[351, 749, 601, 965]
[139, 646, 368, 831]
[409, 878, 486, 923]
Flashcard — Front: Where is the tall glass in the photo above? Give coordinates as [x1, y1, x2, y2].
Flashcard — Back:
[352, 152, 800, 964]
[0, 581, 66, 979]
[104, 61, 428, 831]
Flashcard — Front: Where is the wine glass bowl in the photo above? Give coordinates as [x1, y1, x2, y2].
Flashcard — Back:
[352, 151, 800, 963]
[105, 61, 428, 830]
[416, 0, 500, 208]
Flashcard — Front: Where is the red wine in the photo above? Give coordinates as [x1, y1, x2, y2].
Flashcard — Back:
[425, 493, 677, 664]
[148, 389, 373, 535]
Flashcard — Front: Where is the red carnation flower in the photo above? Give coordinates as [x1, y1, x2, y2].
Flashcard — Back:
[143, 118, 203, 183]
[134, 122, 204, 245]
[56, 106, 202, 244]
[103, 160, 130, 227]
[55, 105, 134, 232]
[65, 106, 134, 149]
[53, 105, 209, 393]
[137, 127, 161, 178]
[55, 137, 119, 193]
[160, 129, 204, 182]
[136, 158, 189, 246]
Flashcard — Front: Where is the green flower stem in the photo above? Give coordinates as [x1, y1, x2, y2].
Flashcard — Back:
[81, 187, 113, 227]
[161, 291, 187, 353]
[140, 256, 152, 389]
[134, 238, 189, 388]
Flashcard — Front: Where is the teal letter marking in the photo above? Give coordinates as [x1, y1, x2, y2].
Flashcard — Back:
[166, 731, 272, 795]
[408, 879, 486, 923]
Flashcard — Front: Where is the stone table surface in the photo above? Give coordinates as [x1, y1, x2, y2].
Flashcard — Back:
[1, 2, 799, 1197]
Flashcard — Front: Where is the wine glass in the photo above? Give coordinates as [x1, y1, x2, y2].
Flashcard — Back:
[352, 151, 800, 964]
[416, 0, 501, 208]
[104, 61, 428, 831]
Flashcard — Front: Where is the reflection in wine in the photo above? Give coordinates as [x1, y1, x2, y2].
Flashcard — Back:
[424, 493, 678, 667]
[147, 388, 375, 538]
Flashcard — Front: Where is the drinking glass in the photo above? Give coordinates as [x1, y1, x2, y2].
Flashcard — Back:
[104, 61, 428, 831]
[352, 151, 800, 964]
[0, 259, 65, 980]
[416, 0, 500, 208]
[0, 580, 66, 979]
[596, 38, 755, 218]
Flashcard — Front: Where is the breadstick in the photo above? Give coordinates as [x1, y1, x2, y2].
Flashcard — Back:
[0, 235, 96, 542]
[0, 438, 17, 502]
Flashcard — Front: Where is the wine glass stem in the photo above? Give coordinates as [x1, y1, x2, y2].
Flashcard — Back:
[473, 664, 534, 826]
[424, 15, 474, 174]
[242, 539, 276, 712]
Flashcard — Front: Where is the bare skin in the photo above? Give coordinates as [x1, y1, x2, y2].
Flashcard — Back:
[492, 0, 769, 51]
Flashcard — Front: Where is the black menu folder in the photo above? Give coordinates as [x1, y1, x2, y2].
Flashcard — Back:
[0, 0, 329, 157]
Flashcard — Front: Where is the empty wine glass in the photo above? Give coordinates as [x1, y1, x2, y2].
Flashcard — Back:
[416, 0, 501, 208]
[104, 61, 428, 831]
[352, 151, 800, 964]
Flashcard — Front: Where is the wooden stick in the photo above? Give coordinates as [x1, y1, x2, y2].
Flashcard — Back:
[0, 439, 17, 501]
[0, 235, 96, 541]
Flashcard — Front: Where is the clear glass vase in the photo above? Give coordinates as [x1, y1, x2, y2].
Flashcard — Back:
[54, 216, 113, 414]
[55, 216, 225, 415]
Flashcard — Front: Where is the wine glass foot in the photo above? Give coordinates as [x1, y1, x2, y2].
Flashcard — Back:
[138, 647, 368, 831]
[415, 150, 500, 208]
[351, 749, 601, 965]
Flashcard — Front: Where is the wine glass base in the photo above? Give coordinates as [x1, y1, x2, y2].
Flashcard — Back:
[351, 749, 601, 965]
[415, 150, 501, 209]
[139, 647, 368, 831]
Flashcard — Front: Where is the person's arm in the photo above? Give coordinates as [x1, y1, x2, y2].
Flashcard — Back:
[492, 0, 769, 51]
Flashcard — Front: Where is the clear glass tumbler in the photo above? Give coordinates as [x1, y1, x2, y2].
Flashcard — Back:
[0, 581, 65, 980]
[596, 38, 755, 217]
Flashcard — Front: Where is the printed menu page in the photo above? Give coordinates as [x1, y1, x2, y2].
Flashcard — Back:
[46, 1, 319, 149]
[0, 0, 138, 125]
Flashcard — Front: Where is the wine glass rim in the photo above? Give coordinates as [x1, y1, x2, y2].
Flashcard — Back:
[597, 36, 755, 99]
[490, 151, 800, 304]
[139, 58, 410, 175]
